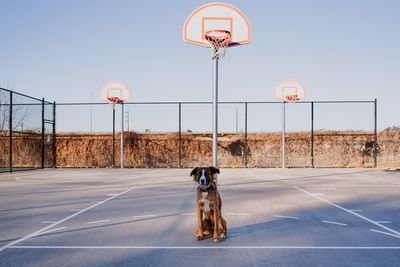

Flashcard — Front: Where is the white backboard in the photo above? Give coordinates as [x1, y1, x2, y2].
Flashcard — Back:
[183, 2, 251, 47]
[100, 82, 130, 102]
[273, 80, 306, 101]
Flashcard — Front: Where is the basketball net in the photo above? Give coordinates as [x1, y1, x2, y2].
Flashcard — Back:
[204, 30, 231, 59]
[107, 97, 124, 110]
[285, 95, 299, 103]
[107, 97, 123, 103]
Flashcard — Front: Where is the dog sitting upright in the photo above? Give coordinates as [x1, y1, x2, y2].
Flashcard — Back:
[190, 166, 227, 243]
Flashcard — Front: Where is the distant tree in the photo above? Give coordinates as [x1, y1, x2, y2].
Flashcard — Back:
[0, 90, 9, 132]
[0, 89, 29, 132]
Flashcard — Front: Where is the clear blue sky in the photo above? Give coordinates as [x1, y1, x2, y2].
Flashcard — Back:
[1, 0, 399, 133]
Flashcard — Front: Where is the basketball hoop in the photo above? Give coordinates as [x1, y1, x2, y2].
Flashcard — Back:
[285, 95, 299, 103]
[273, 80, 306, 102]
[107, 97, 124, 103]
[184, 3, 251, 168]
[204, 30, 231, 59]
[100, 82, 130, 103]
[272, 80, 306, 169]
[100, 82, 130, 169]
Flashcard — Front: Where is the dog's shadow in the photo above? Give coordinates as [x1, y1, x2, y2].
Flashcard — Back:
[225, 220, 284, 240]
[197, 220, 278, 243]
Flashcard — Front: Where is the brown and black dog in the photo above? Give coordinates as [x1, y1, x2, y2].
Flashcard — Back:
[190, 166, 227, 242]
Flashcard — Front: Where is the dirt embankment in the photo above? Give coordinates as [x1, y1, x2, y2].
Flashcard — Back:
[1, 127, 399, 168]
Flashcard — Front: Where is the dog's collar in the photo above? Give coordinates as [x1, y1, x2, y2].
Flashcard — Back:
[199, 184, 215, 192]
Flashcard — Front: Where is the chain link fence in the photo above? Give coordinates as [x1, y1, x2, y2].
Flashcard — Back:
[0, 88, 55, 172]
[55, 100, 378, 168]
[0, 88, 382, 170]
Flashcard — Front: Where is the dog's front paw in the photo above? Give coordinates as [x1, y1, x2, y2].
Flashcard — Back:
[220, 233, 226, 239]
[213, 234, 220, 243]
[196, 234, 203, 241]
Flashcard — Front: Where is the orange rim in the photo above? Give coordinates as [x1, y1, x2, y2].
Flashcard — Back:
[107, 97, 124, 103]
[204, 30, 231, 46]
[285, 95, 299, 101]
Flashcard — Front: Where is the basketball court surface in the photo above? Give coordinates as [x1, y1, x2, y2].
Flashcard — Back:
[0, 168, 399, 266]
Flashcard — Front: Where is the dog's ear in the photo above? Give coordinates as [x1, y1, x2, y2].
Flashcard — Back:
[210, 166, 220, 174]
[190, 167, 199, 181]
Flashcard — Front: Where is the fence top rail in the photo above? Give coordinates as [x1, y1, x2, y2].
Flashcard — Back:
[0, 103, 55, 106]
[55, 100, 376, 106]
[0, 87, 52, 104]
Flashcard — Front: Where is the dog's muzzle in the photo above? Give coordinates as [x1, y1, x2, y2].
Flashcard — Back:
[199, 177, 207, 189]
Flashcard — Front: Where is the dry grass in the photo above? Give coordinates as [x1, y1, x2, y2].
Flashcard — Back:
[1, 127, 399, 168]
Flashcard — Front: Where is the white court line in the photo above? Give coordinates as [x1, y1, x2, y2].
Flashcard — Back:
[133, 215, 157, 218]
[227, 212, 252, 216]
[244, 169, 262, 179]
[323, 220, 347, 226]
[14, 172, 150, 185]
[107, 193, 118, 196]
[0, 185, 137, 252]
[180, 213, 196, 216]
[41, 221, 57, 224]
[70, 209, 82, 212]
[376, 221, 392, 224]
[38, 227, 67, 235]
[88, 219, 111, 224]
[14, 173, 48, 183]
[274, 215, 299, 220]
[370, 229, 400, 239]
[244, 169, 279, 181]
[294, 186, 400, 238]
[350, 209, 363, 212]
[8, 245, 400, 250]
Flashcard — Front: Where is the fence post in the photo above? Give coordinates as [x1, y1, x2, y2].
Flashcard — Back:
[121, 102, 124, 169]
[282, 101, 286, 168]
[178, 102, 182, 168]
[52, 101, 56, 168]
[311, 101, 314, 168]
[244, 102, 248, 168]
[374, 98, 377, 168]
[41, 98, 45, 169]
[9, 91, 12, 173]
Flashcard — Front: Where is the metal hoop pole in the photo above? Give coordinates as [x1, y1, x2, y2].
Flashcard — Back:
[311, 101, 314, 168]
[212, 49, 218, 168]
[112, 103, 115, 168]
[9, 91, 12, 173]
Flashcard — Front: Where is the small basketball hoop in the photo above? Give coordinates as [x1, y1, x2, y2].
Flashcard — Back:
[100, 82, 130, 103]
[204, 30, 231, 59]
[273, 80, 306, 102]
[107, 97, 124, 103]
[285, 95, 299, 103]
